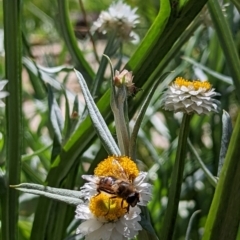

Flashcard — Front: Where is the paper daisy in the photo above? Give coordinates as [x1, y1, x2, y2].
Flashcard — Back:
[75, 156, 152, 239]
[75, 199, 142, 240]
[0, 80, 9, 107]
[162, 77, 220, 115]
[92, 1, 139, 43]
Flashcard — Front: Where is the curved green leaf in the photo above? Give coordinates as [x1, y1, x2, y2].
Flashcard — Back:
[57, 0, 94, 83]
[208, 0, 240, 99]
[203, 112, 240, 240]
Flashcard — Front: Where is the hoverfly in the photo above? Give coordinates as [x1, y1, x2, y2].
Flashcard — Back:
[82, 160, 140, 214]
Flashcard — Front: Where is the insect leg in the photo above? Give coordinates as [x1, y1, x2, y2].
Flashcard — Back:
[105, 195, 117, 216]
[121, 199, 129, 214]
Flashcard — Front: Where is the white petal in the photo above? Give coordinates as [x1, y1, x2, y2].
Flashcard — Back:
[192, 105, 203, 114]
[189, 89, 202, 95]
[134, 172, 147, 186]
[82, 175, 100, 183]
[75, 204, 93, 219]
[76, 219, 103, 235]
[0, 100, 5, 107]
[182, 99, 193, 108]
[0, 92, 9, 98]
[0, 80, 8, 90]
[110, 228, 124, 240]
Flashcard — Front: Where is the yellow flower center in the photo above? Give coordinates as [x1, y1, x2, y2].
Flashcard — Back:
[89, 192, 128, 221]
[94, 156, 139, 182]
[174, 77, 211, 90]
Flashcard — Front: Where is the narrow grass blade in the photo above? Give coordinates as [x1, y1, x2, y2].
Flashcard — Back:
[203, 112, 240, 240]
[208, 0, 240, 99]
[218, 110, 232, 177]
[11, 183, 82, 206]
[129, 72, 171, 160]
[48, 86, 64, 145]
[3, 0, 22, 239]
[57, 0, 94, 83]
[185, 210, 201, 240]
[182, 56, 233, 85]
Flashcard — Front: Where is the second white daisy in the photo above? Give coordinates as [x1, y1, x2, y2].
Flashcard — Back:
[92, 1, 140, 43]
[163, 77, 220, 115]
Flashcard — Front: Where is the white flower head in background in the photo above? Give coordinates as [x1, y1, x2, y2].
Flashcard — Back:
[0, 80, 9, 107]
[75, 156, 152, 240]
[92, 1, 140, 43]
[162, 77, 220, 115]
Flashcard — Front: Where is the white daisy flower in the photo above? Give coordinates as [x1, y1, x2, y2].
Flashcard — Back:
[75, 156, 152, 239]
[0, 80, 9, 107]
[92, 1, 139, 43]
[162, 77, 220, 115]
[75, 201, 142, 240]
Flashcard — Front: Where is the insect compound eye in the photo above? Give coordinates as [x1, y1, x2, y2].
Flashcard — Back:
[126, 192, 140, 207]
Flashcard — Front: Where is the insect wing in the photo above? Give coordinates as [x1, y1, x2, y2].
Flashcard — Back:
[112, 159, 129, 181]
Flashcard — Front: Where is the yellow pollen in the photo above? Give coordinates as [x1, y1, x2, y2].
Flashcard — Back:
[174, 77, 211, 90]
[94, 156, 139, 182]
[89, 192, 128, 221]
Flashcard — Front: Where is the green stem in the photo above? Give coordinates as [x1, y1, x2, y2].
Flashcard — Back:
[3, 0, 22, 239]
[185, 210, 201, 240]
[91, 34, 116, 98]
[161, 114, 191, 240]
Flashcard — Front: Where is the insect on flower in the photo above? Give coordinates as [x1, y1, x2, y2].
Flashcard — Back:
[82, 160, 140, 214]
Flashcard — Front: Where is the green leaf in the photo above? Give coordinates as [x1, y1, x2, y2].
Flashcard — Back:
[230, 0, 240, 13]
[129, 72, 171, 160]
[23, 57, 66, 91]
[91, 34, 119, 98]
[218, 110, 232, 177]
[22, 162, 44, 185]
[38, 65, 73, 74]
[182, 56, 233, 85]
[75, 69, 120, 156]
[3, 0, 22, 239]
[126, 0, 208, 88]
[62, 90, 71, 141]
[203, 112, 240, 240]
[48, 85, 64, 145]
[208, 0, 240, 100]
[11, 183, 83, 206]
[22, 145, 51, 162]
[57, 0, 94, 83]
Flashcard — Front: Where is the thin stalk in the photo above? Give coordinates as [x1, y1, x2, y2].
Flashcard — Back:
[161, 114, 191, 240]
[116, 87, 129, 155]
[185, 210, 201, 240]
[91, 34, 116, 98]
[3, 0, 22, 239]
[57, 0, 94, 83]
[78, 0, 99, 63]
